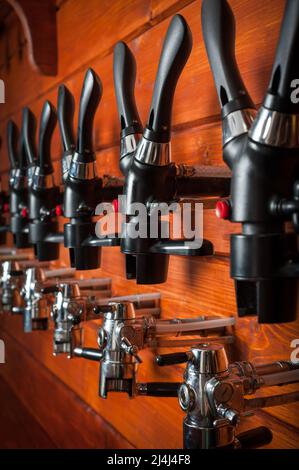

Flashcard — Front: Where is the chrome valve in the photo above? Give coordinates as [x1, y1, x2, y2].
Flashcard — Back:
[20, 266, 75, 332]
[51, 292, 160, 359]
[73, 301, 234, 398]
[156, 343, 299, 449]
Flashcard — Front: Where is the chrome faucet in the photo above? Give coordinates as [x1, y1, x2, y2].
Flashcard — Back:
[20, 266, 76, 332]
[156, 343, 299, 448]
[49, 290, 159, 358]
[73, 301, 235, 398]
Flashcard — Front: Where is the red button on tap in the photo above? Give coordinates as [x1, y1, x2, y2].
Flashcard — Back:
[112, 199, 119, 213]
[3, 203, 9, 213]
[55, 205, 63, 217]
[21, 207, 28, 218]
[215, 200, 230, 220]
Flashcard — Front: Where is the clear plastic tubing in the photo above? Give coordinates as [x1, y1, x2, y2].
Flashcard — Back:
[44, 267, 75, 278]
[0, 248, 16, 255]
[96, 292, 161, 305]
[155, 317, 235, 334]
[76, 278, 111, 287]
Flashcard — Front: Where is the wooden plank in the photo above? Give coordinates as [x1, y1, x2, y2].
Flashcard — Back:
[0, 316, 299, 448]
[0, 375, 56, 448]
[0, 329, 133, 448]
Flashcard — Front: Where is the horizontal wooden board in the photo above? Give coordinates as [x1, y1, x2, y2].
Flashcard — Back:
[0, 329, 133, 449]
[0, 376, 56, 448]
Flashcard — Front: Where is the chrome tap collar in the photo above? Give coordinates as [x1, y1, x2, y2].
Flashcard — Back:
[249, 107, 299, 148]
[134, 137, 170, 166]
[12, 168, 27, 190]
[222, 108, 256, 146]
[61, 150, 74, 182]
[69, 153, 97, 180]
[27, 165, 37, 188]
[32, 168, 55, 190]
[120, 133, 141, 160]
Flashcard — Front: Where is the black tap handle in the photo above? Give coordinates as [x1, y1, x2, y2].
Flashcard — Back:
[7, 121, 19, 170]
[236, 427, 273, 449]
[57, 85, 75, 152]
[21, 107, 37, 166]
[138, 382, 180, 397]
[144, 14, 192, 143]
[76, 68, 102, 159]
[10, 270, 24, 276]
[73, 347, 103, 362]
[113, 42, 143, 137]
[201, 0, 254, 116]
[156, 352, 189, 366]
[151, 238, 214, 256]
[38, 101, 57, 174]
[264, 0, 299, 113]
[40, 285, 59, 294]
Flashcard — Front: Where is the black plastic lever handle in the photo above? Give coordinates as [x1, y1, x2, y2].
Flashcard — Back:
[76, 68, 102, 159]
[38, 101, 57, 174]
[265, 0, 299, 113]
[7, 120, 19, 170]
[138, 382, 180, 397]
[156, 352, 189, 366]
[73, 347, 103, 362]
[113, 42, 143, 137]
[201, 0, 254, 115]
[57, 84, 75, 152]
[144, 14, 192, 143]
[236, 426, 273, 449]
[21, 107, 37, 166]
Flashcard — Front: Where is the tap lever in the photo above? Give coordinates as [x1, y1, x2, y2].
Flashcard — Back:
[145, 14, 192, 143]
[236, 427, 273, 449]
[120, 337, 142, 363]
[7, 121, 19, 171]
[58, 85, 75, 153]
[137, 382, 180, 397]
[73, 346, 103, 362]
[76, 68, 102, 157]
[156, 352, 190, 366]
[21, 107, 37, 167]
[264, 0, 299, 113]
[113, 42, 142, 137]
[201, 0, 254, 115]
[38, 101, 57, 174]
[150, 238, 213, 256]
[155, 315, 235, 334]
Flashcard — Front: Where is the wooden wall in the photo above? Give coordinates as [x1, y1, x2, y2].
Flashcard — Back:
[0, 0, 299, 448]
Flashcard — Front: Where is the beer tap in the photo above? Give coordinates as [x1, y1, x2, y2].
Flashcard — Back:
[0, 256, 42, 313]
[73, 301, 234, 398]
[20, 265, 76, 332]
[113, 15, 231, 284]
[156, 343, 299, 449]
[27, 101, 64, 261]
[201, 0, 299, 322]
[7, 119, 31, 248]
[57, 84, 75, 184]
[48, 290, 160, 357]
[63, 69, 122, 270]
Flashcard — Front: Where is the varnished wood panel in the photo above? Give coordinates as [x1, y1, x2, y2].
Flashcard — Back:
[0, 376, 56, 448]
[0, 329, 133, 448]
